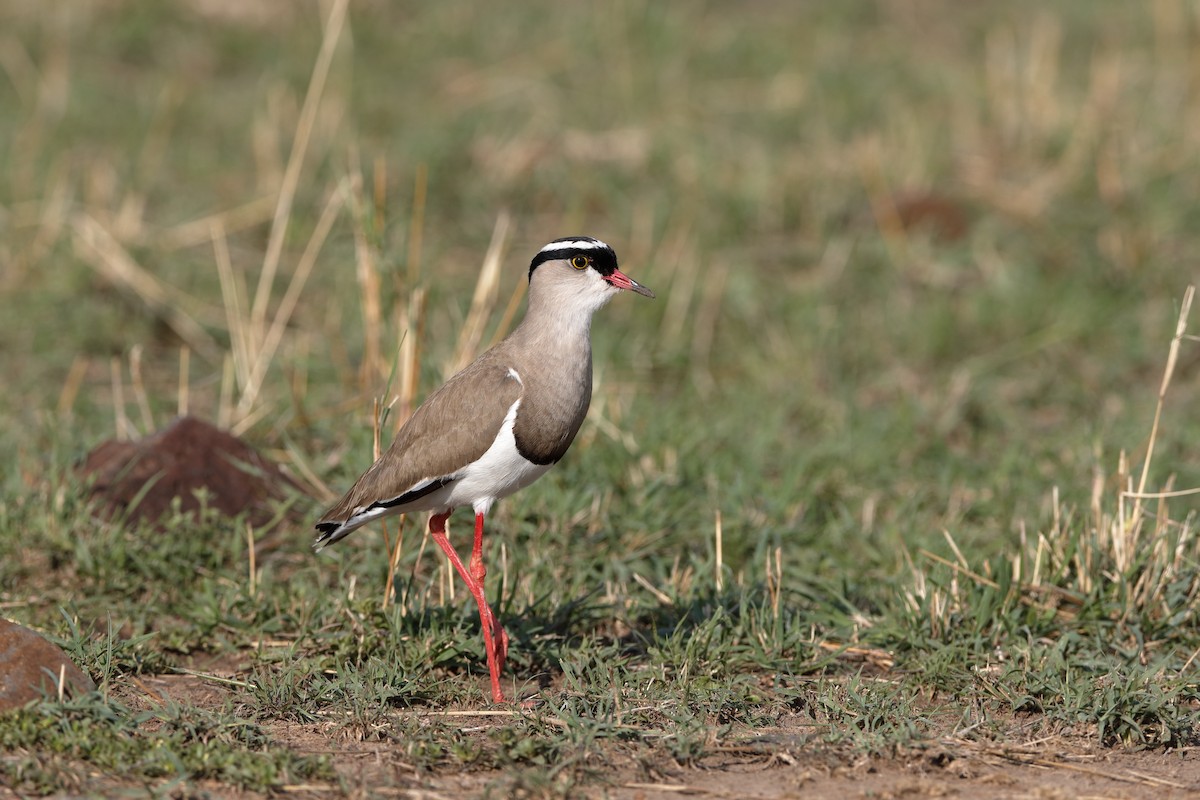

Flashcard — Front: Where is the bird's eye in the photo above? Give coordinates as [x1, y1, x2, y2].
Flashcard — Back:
[570, 255, 589, 270]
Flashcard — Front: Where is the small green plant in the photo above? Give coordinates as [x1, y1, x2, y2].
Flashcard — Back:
[0, 695, 333, 794]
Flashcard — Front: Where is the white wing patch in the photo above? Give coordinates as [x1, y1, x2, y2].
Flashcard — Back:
[345, 504, 394, 529]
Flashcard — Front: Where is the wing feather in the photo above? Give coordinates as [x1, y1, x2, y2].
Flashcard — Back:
[314, 351, 522, 546]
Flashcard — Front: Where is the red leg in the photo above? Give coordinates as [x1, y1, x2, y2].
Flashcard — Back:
[428, 511, 505, 703]
[470, 512, 508, 664]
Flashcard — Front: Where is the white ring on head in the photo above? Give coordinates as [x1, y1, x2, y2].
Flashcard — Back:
[538, 238, 610, 254]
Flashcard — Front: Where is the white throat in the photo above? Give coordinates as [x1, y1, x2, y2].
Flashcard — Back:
[521, 267, 617, 342]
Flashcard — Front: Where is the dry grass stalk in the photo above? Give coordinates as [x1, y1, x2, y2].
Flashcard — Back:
[217, 353, 235, 431]
[765, 545, 782, 619]
[349, 163, 385, 389]
[971, 743, 1188, 789]
[230, 398, 276, 436]
[280, 438, 333, 503]
[210, 221, 253, 394]
[109, 357, 132, 441]
[128, 345, 154, 432]
[370, 386, 409, 613]
[249, 0, 349, 352]
[370, 396, 385, 461]
[966, 22, 1119, 222]
[1128, 284, 1194, 517]
[286, 337, 312, 428]
[908, 286, 1198, 633]
[395, 288, 427, 431]
[246, 522, 258, 599]
[447, 212, 510, 377]
[381, 515, 408, 613]
[815, 641, 894, 670]
[176, 346, 190, 417]
[56, 355, 88, 418]
[399, 524, 434, 614]
[157, 196, 275, 251]
[633, 572, 673, 606]
[73, 213, 222, 361]
[234, 181, 349, 424]
[407, 164, 427, 287]
[372, 156, 387, 238]
[366, 255, 422, 611]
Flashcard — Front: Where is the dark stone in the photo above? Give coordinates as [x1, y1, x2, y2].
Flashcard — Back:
[891, 192, 971, 242]
[78, 415, 301, 529]
[0, 618, 96, 710]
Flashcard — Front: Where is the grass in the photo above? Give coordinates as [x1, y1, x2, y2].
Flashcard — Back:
[0, 694, 334, 794]
[2, 0, 1200, 796]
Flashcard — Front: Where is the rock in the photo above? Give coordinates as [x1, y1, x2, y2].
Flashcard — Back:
[891, 191, 971, 243]
[0, 618, 96, 711]
[78, 415, 301, 530]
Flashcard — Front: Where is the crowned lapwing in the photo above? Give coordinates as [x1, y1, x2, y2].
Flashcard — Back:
[315, 237, 654, 703]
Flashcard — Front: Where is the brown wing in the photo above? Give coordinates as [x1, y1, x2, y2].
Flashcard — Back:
[316, 352, 522, 531]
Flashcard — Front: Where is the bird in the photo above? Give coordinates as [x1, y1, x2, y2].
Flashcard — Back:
[314, 236, 654, 703]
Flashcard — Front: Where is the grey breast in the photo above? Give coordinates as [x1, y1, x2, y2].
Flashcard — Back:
[508, 341, 593, 466]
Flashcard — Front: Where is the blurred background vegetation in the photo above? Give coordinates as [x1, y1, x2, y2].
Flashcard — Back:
[0, 0, 1198, 721]
[5, 1, 1195, 565]
[3, 2, 1200, 791]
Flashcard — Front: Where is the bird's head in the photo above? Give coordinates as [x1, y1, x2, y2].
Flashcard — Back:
[528, 237, 655, 306]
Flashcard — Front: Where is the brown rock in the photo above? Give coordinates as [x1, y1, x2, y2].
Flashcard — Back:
[892, 192, 971, 242]
[78, 415, 301, 529]
[0, 618, 96, 710]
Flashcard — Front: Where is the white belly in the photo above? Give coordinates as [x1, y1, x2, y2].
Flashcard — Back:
[415, 398, 552, 516]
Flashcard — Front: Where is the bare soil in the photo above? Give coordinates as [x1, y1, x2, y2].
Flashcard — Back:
[95, 669, 1200, 800]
